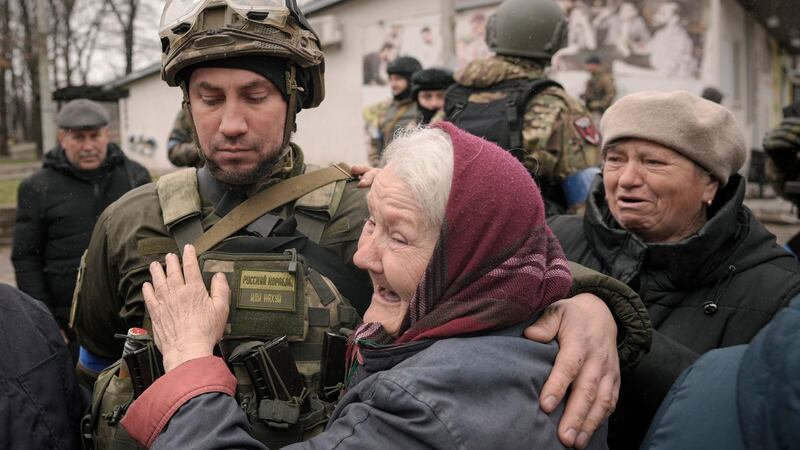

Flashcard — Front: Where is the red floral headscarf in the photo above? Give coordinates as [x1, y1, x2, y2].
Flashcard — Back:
[347, 122, 572, 375]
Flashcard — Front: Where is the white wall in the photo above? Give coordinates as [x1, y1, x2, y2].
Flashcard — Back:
[118, 73, 184, 172]
[294, 0, 441, 166]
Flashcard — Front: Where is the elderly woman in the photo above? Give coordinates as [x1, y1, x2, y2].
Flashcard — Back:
[548, 91, 800, 449]
[120, 123, 615, 449]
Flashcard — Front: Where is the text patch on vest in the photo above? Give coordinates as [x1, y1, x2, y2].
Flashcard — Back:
[239, 270, 297, 311]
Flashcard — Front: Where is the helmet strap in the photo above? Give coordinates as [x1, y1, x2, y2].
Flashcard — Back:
[180, 83, 203, 162]
[283, 63, 299, 149]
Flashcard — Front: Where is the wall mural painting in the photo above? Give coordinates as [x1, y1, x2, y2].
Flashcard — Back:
[455, 6, 495, 70]
[362, 16, 442, 87]
[127, 135, 158, 158]
[454, 0, 710, 81]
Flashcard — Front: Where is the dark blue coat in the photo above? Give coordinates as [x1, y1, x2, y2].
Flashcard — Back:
[642, 293, 800, 450]
[0, 283, 85, 449]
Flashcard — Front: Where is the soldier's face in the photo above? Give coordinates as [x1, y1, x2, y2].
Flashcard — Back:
[188, 68, 287, 185]
[603, 139, 719, 243]
[417, 90, 446, 111]
[353, 166, 437, 336]
[388, 74, 409, 97]
[58, 127, 109, 171]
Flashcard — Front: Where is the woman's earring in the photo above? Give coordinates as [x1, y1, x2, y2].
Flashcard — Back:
[706, 199, 712, 206]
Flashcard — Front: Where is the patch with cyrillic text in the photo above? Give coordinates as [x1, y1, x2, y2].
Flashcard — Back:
[237, 270, 296, 311]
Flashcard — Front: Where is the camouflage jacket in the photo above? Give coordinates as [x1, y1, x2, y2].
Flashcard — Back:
[168, 109, 202, 167]
[363, 98, 418, 167]
[583, 72, 616, 113]
[454, 56, 600, 191]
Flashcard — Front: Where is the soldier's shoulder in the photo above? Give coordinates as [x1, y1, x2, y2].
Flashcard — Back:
[363, 99, 392, 116]
[536, 86, 590, 115]
[101, 182, 160, 226]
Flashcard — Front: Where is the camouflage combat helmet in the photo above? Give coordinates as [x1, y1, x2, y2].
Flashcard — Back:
[159, 0, 324, 109]
[485, 0, 568, 60]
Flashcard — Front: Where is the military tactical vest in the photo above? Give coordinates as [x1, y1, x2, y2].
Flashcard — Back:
[85, 167, 363, 450]
[444, 78, 562, 161]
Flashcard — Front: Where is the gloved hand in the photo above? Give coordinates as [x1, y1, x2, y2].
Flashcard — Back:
[764, 118, 800, 200]
[764, 117, 800, 159]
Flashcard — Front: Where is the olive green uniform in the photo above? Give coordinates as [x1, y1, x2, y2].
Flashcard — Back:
[583, 71, 616, 122]
[72, 145, 368, 361]
[364, 98, 418, 167]
[454, 55, 601, 212]
[167, 109, 201, 167]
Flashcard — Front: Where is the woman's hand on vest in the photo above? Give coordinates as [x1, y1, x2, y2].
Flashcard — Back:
[524, 293, 620, 449]
[143, 245, 230, 372]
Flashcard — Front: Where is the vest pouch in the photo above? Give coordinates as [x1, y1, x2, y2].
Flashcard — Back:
[199, 249, 308, 342]
[89, 360, 145, 450]
[228, 337, 308, 448]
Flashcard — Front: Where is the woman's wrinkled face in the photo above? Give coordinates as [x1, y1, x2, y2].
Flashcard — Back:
[603, 139, 719, 243]
[353, 166, 438, 336]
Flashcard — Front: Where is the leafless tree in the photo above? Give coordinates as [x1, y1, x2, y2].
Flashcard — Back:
[16, 0, 42, 155]
[0, 0, 10, 156]
[107, 0, 138, 75]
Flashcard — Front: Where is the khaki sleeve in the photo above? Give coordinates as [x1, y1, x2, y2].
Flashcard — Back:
[168, 142, 201, 167]
[521, 93, 569, 183]
[319, 181, 372, 313]
[320, 180, 368, 266]
[73, 212, 128, 359]
[74, 191, 169, 359]
[599, 76, 616, 110]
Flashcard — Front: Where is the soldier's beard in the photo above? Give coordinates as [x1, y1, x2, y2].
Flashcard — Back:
[200, 143, 284, 187]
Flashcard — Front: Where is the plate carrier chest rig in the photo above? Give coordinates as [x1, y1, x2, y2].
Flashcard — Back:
[84, 166, 364, 450]
[444, 78, 562, 162]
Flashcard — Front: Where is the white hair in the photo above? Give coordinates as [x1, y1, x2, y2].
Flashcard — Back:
[381, 127, 454, 230]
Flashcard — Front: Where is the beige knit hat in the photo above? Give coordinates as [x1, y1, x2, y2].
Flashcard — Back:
[600, 90, 746, 185]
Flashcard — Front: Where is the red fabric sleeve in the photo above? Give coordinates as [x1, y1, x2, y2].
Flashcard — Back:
[120, 355, 237, 448]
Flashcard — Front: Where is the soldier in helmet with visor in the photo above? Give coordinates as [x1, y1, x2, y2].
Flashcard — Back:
[72, 1, 370, 447]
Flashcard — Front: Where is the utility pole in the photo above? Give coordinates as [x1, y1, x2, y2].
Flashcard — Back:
[441, 0, 456, 68]
[36, 0, 55, 151]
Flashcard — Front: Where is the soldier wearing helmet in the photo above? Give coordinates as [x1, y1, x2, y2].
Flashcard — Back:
[445, 0, 601, 216]
[363, 56, 422, 166]
[409, 67, 454, 126]
[73, 2, 645, 449]
[72, 1, 370, 447]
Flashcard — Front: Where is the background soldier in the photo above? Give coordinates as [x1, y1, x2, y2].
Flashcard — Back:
[72, 1, 369, 446]
[12, 99, 150, 361]
[582, 55, 616, 124]
[445, 0, 601, 216]
[764, 101, 800, 255]
[410, 67, 454, 126]
[166, 109, 202, 167]
[365, 56, 422, 166]
[700, 86, 724, 104]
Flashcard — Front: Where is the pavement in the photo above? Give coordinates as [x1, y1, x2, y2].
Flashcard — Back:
[1, 195, 797, 290]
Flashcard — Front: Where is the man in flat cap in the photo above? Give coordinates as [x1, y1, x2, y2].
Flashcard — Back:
[12, 98, 150, 361]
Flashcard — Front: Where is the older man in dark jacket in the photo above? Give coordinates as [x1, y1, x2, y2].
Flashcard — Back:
[12, 99, 150, 358]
